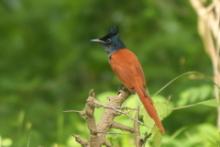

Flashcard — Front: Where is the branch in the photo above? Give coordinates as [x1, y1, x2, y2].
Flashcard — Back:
[83, 90, 97, 136]
[134, 106, 142, 147]
[111, 121, 135, 133]
[72, 89, 151, 146]
[92, 89, 130, 146]
[93, 99, 144, 125]
[74, 135, 88, 147]
[73, 89, 130, 147]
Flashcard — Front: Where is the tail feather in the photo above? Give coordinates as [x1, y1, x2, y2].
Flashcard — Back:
[135, 87, 165, 134]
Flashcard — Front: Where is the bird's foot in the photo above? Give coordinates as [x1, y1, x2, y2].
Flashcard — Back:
[117, 85, 132, 95]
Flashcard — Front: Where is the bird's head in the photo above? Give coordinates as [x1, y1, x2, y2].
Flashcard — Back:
[91, 26, 126, 55]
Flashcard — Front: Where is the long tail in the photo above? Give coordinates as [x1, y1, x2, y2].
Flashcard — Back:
[135, 86, 165, 134]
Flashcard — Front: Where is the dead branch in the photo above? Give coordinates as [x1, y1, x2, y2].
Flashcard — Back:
[111, 121, 135, 133]
[85, 91, 97, 135]
[92, 89, 130, 146]
[74, 135, 88, 147]
[72, 89, 149, 147]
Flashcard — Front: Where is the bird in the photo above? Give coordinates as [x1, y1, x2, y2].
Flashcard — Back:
[91, 26, 165, 133]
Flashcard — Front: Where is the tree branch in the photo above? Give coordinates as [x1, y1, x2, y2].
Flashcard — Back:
[134, 106, 142, 147]
[111, 121, 135, 133]
[74, 135, 88, 147]
[85, 91, 97, 135]
[73, 89, 151, 146]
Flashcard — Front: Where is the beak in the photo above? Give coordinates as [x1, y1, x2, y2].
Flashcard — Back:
[90, 38, 105, 44]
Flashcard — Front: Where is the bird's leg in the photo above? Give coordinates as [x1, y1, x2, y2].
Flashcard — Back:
[117, 85, 126, 94]
[117, 85, 133, 95]
[117, 84, 124, 92]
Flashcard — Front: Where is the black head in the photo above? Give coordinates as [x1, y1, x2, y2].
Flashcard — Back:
[91, 26, 126, 55]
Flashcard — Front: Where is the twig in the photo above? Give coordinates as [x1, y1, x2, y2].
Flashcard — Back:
[120, 106, 138, 111]
[111, 122, 135, 133]
[94, 100, 144, 126]
[74, 135, 88, 147]
[134, 106, 142, 147]
[153, 71, 200, 97]
[142, 133, 152, 146]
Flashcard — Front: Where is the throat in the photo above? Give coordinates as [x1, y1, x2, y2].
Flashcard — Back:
[106, 47, 123, 56]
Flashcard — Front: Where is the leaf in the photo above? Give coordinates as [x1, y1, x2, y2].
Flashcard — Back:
[153, 96, 173, 119]
[173, 99, 219, 111]
[200, 99, 219, 107]
[178, 85, 213, 106]
[150, 128, 162, 147]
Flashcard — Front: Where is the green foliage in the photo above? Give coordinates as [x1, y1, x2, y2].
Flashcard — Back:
[177, 85, 213, 106]
[162, 124, 220, 147]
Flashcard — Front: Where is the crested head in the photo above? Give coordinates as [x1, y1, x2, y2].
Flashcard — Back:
[100, 26, 119, 41]
[91, 26, 126, 55]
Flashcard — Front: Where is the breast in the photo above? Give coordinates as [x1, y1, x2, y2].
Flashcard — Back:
[109, 48, 146, 90]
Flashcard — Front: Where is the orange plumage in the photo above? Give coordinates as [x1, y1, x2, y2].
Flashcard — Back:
[110, 49, 165, 133]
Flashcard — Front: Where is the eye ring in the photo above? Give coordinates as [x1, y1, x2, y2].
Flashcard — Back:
[106, 38, 112, 44]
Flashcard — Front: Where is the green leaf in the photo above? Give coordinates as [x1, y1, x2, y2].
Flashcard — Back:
[150, 129, 162, 147]
[178, 85, 213, 106]
[173, 99, 219, 111]
[199, 99, 219, 107]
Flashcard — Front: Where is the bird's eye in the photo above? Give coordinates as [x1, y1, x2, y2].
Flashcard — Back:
[106, 38, 111, 44]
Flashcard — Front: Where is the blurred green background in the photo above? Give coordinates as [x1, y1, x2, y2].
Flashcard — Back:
[0, 0, 218, 146]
